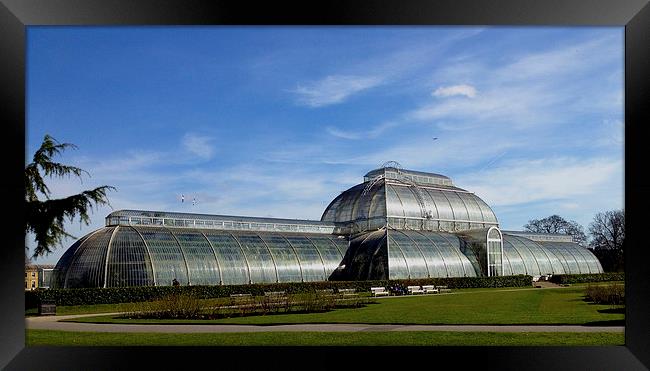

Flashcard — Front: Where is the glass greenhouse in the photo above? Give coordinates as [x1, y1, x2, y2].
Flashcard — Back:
[52, 165, 602, 288]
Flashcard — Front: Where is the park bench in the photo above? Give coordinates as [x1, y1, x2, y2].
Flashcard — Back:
[422, 285, 439, 294]
[38, 301, 56, 316]
[532, 275, 541, 282]
[407, 285, 424, 295]
[264, 291, 286, 296]
[318, 289, 336, 297]
[370, 287, 390, 297]
[338, 288, 357, 297]
[436, 285, 451, 293]
[229, 293, 252, 298]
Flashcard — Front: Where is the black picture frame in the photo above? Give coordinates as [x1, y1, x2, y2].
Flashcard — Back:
[1, 0, 648, 369]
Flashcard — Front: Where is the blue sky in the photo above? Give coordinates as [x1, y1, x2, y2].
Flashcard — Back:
[27, 26, 624, 264]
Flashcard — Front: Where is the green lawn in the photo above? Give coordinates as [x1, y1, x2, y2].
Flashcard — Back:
[64, 286, 624, 326]
[26, 287, 542, 317]
[26, 329, 624, 346]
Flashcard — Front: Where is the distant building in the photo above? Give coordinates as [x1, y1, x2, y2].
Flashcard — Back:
[25, 264, 55, 290]
[51, 166, 603, 288]
[25, 265, 38, 290]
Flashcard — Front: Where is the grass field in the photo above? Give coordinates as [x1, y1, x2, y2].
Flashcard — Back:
[64, 286, 624, 326]
[25, 329, 624, 346]
[27, 285, 625, 346]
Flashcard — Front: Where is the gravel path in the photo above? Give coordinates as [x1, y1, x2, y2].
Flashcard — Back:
[26, 314, 624, 333]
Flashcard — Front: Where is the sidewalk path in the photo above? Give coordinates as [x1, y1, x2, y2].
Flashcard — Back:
[26, 313, 624, 333]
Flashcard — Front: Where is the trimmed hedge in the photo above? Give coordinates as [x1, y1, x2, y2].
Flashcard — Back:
[549, 273, 624, 284]
[25, 275, 532, 308]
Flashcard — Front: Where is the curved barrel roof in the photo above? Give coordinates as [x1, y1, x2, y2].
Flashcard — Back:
[52, 225, 348, 288]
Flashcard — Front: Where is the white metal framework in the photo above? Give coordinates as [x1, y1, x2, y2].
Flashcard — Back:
[53, 166, 604, 288]
[486, 227, 504, 277]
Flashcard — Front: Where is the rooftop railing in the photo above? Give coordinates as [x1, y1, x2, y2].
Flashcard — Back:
[363, 168, 453, 187]
[105, 215, 336, 234]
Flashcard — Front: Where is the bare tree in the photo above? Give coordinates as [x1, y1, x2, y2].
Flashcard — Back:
[588, 210, 624, 272]
[523, 214, 587, 246]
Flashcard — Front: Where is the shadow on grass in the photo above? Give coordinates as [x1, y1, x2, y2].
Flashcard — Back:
[583, 319, 625, 327]
[597, 307, 625, 314]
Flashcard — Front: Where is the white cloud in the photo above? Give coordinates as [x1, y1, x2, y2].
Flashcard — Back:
[411, 34, 622, 132]
[432, 84, 477, 98]
[326, 126, 361, 140]
[456, 157, 622, 207]
[293, 75, 383, 107]
[496, 36, 620, 83]
[182, 133, 215, 160]
[326, 121, 399, 140]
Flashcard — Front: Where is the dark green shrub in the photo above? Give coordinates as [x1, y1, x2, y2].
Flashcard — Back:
[123, 291, 203, 319]
[584, 283, 625, 305]
[122, 289, 373, 319]
[549, 273, 624, 284]
[25, 275, 532, 308]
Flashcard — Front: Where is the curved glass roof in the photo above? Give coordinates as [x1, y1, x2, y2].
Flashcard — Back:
[332, 229, 479, 280]
[322, 174, 499, 233]
[388, 230, 478, 279]
[52, 225, 348, 288]
[501, 234, 602, 275]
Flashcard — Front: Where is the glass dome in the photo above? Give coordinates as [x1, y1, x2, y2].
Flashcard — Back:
[322, 168, 498, 233]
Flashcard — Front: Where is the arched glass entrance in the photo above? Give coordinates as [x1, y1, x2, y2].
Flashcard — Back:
[486, 227, 503, 277]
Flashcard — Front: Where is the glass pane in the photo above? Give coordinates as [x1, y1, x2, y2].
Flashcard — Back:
[203, 231, 250, 285]
[282, 235, 326, 282]
[504, 236, 541, 275]
[139, 227, 189, 286]
[393, 185, 423, 219]
[368, 184, 387, 219]
[458, 192, 484, 225]
[424, 189, 454, 231]
[475, 197, 498, 224]
[258, 234, 302, 283]
[405, 231, 447, 277]
[502, 238, 526, 275]
[426, 233, 461, 277]
[234, 233, 277, 283]
[385, 184, 406, 218]
[387, 236, 410, 279]
[173, 231, 220, 285]
[52, 232, 94, 288]
[307, 235, 345, 278]
[107, 227, 154, 287]
[437, 233, 475, 277]
[516, 237, 553, 275]
[66, 228, 114, 288]
[389, 231, 428, 278]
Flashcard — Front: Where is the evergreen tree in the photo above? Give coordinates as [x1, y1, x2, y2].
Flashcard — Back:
[25, 135, 115, 258]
